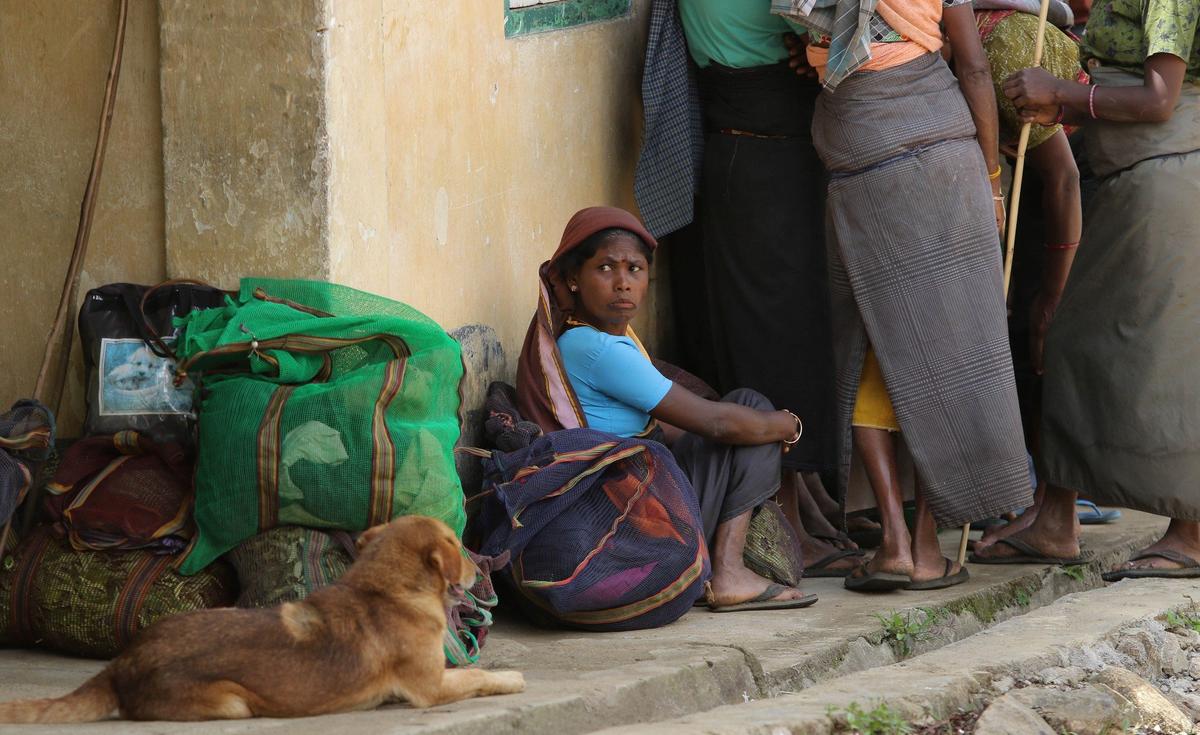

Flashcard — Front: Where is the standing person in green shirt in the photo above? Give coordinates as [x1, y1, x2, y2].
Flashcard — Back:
[676, 0, 866, 577]
[972, 0, 1200, 577]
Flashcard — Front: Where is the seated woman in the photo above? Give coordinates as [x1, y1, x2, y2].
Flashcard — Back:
[517, 206, 814, 613]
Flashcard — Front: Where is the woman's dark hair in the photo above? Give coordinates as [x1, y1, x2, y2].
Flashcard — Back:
[556, 227, 654, 278]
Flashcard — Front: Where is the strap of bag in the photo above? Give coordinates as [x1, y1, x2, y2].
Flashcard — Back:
[113, 553, 174, 649]
[133, 279, 227, 361]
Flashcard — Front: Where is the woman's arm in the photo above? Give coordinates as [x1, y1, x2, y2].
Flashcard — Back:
[1025, 131, 1081, 374]
[650, 385, 799, 446]
[944, 4, 1005, 233]
[1005, 53, 1188, 124]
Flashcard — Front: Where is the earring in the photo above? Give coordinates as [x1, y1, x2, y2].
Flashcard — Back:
[569, 285, 578, 292]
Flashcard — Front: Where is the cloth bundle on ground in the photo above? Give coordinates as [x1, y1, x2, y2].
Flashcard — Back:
[226, 524, 502, 666]
[473, 429, 710, 632]
[0, 527, 235, 658]
[0, 400, 55, 528]
[42, 430, 191, 554]
[78, 281, 229, 447]
[171, 278, 466, 575]
[225, 526, 356, 608]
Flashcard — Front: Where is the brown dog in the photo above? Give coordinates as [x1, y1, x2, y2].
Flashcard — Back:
[0, 515, 525, 722]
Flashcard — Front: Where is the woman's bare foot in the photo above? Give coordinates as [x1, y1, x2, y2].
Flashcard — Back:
[975, 483, 1045, 552]
[1109, 519, 1200, 573]
[797, 528, 862, 573]
[708, 563, 806, 606]
[709, 510, 808, 605]
[802, 471, 843, 520]
[970, 484, 1082, 561]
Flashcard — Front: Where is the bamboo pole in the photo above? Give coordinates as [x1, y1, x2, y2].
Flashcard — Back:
[958, 0, 1055, 567]
[2, 0, 130, 553]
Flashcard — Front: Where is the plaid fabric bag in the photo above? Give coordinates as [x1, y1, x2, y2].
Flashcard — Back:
[474, 429, 710, 632]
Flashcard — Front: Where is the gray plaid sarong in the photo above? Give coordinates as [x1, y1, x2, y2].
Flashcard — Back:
[814, 53, 1031, 527]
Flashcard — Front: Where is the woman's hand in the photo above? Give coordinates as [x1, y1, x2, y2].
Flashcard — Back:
[1003, 68, 1064, 122]
[1029, 289, 1063, 375]
[992, 178, 1006, 237]
[783, 32, 818, 80]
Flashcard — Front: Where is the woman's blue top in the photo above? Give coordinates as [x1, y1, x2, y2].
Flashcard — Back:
[557, 325, 673, 437]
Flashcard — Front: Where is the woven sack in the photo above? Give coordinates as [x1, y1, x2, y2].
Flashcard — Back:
[225, 526, 355, 608]
[743, 502, 805, 588]
[173, 279, 466, 575]
[43, 431, 192, 553]
[0, 528, 236, 658]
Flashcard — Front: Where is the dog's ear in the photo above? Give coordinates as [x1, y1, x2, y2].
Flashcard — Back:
[356, 523, 389, 553]
[426, 536, 464, 585]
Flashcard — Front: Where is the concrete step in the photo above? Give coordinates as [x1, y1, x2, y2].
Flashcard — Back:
[0, 511, 1169, 734]
[595, 577, 1200, 734]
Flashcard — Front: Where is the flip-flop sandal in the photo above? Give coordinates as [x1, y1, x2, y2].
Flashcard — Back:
[1077, 500, 1122, 525]
[906, 558, 970, 590]
[812, 532, 858, 550]
[708, 583, 819, 613]
[843, 561, 911, 592]
[1101, 549, 1200, 582]
[968, 537, 1093, 566]
[804, 547, 865, 578]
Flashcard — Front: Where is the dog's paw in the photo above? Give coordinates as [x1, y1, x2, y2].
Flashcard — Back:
[488, 670, 526, 695]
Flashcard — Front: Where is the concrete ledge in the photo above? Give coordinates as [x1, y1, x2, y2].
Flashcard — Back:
[0, 511, 1169, 734]
[596, 577, 1200, 734]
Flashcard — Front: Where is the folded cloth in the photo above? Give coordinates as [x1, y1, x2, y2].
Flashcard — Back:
[0, 400, 55, 527]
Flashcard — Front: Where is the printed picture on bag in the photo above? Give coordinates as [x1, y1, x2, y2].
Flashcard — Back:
[98, 338, 194, 416]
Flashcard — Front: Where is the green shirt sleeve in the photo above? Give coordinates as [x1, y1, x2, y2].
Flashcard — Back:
[1145, 0, 1200, 62]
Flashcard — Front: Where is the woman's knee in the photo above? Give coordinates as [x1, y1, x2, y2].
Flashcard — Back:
[722, 387, 775, 411]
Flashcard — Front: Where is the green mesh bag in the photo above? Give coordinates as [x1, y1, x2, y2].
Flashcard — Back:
[0, 528, 236, 658]
[174, 279, 466, 575]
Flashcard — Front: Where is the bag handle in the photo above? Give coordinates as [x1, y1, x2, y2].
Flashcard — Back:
[175, 332, 410, 386]
[132, 279, 227, 361]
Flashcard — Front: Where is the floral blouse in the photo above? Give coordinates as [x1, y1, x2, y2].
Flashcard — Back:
[1082, 0, 1200, 81]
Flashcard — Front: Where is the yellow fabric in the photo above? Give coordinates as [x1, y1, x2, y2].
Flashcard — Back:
[853, 348, 900, 431]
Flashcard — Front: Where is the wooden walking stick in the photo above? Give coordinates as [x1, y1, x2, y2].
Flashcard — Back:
[1, 0, 130, 555]
[957, 0, 1056, 567]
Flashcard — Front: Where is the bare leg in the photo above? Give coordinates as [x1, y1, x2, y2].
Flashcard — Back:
[976, 481, 1045, 551]
[970, 483, 1081, 560]
[1110, 519, 1200, 572]
[790, 471, 856, 547]
[776, 472, 860, 573]
[708, 510, 808, 605]
[909, 486, 964, 583]
[801, 471, 842, 519]
[851, 427, 913, 577]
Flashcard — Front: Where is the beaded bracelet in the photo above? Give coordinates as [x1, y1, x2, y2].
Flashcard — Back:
[1088, 85, 1099, 120]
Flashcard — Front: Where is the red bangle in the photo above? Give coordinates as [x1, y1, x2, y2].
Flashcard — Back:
[1053, 105, 1065, 125]
[1088, 84, 1098, 120]
[1045, 241, 1079, 250]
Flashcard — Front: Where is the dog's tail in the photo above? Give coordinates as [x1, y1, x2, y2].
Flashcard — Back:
[0, 669, 118, 723]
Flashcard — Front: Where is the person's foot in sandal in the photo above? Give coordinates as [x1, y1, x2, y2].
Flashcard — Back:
[707, 510, 816, 610]
[970, 484, 1085, 564]
[1102, 520, 1200, 581]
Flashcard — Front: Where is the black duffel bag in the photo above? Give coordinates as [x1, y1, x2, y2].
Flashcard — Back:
[79, 280, 228, 446]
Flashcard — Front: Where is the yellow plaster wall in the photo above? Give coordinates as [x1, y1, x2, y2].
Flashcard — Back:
[0, 1, 166, 434]
[326, 0, 666, 363]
